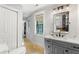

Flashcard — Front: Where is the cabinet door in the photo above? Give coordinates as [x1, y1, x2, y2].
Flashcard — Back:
[53, 45, 64, 54]
[45, 39, 53, 54]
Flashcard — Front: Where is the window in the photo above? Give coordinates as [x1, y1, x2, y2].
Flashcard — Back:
[35, 14, 43, 35]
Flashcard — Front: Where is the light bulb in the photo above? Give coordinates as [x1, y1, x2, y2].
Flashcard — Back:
[66, 5, 69, 10]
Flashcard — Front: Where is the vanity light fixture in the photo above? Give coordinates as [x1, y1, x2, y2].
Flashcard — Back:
[53, 4, 69, 12]
[57, 6, 63, 11]
[66, 4, 69, 9]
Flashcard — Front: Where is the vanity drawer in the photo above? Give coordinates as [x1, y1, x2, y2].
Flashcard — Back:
[53, 40, 68, 47]
[52, 40, 79, 51]
[67, 43, 79, 51]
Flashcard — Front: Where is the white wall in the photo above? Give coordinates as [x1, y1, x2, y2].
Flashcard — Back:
[26, 15, 35, 43]
[77, 5, 79, 36]
[26, 9, 53, 47]
[44, 10, 53, 35]
[68, 4, 78, 37]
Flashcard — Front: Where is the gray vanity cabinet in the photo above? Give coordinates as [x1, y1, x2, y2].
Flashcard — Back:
[45, 38, 79, 54]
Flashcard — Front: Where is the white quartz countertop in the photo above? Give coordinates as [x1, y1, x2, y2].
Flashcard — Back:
[44, 35, 79, 45]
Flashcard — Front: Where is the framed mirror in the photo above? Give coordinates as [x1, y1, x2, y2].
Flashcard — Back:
[53, 11, 69, 33]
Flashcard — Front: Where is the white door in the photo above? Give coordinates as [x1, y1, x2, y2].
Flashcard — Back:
[0, 6, 18, 50]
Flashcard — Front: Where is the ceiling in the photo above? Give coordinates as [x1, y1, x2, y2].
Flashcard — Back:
[5, 4, 62, 17]
[22, 4, 51, 17]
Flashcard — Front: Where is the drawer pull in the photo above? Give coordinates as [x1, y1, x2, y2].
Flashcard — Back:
[73, 46, 79, 49]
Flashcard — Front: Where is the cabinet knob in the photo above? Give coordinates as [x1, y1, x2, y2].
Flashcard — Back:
[48, 45, 50, 48]
[65, 50, 68, 52]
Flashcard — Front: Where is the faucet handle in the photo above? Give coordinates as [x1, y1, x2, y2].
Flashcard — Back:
[62, 35, 64, 37]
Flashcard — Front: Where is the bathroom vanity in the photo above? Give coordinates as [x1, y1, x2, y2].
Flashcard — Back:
[44, 5, 79, 54]
[44, 35, 79, 54]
